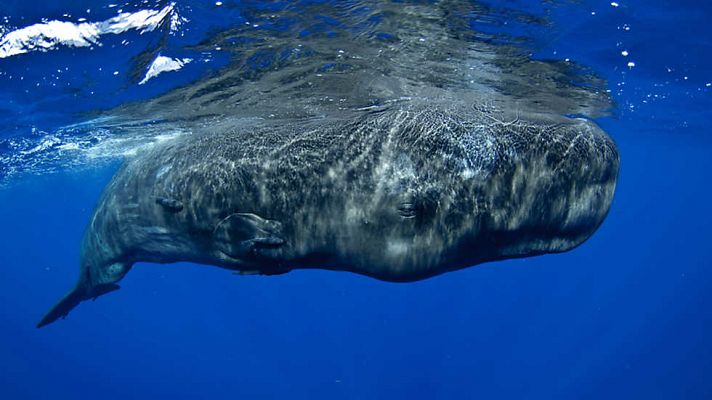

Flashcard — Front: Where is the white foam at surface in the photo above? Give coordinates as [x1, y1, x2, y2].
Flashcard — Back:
[138, 55, 192, 85]
[20, 136, 61, 155]
[0, 4, 176, 58]
[0, 120, 189, 184]
[98, 6, 174, 35]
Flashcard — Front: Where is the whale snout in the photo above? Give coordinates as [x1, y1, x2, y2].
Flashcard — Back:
[482, 118, 619, 257]
[543, 119, 619, 241]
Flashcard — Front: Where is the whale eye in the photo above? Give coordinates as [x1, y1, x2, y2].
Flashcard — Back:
[397, 202, 418, 219]
[396, 190, 438, 221]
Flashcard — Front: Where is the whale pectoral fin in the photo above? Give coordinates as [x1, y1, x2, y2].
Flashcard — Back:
[155, 197, 184, 212]
[214, 213, 285, 259]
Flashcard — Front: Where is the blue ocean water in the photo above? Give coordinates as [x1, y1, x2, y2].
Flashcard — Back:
[1, 1, 711, 399]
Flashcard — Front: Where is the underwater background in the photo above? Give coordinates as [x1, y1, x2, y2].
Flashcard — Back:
[1, 0, 711, 398]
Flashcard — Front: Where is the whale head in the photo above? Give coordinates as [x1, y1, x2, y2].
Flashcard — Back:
[330, 112, 619, 282]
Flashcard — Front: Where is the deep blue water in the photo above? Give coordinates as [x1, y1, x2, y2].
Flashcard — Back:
[1, 1, 711, 399]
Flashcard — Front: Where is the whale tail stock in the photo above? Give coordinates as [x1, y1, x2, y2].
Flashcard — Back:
[36, 281, 120, 328]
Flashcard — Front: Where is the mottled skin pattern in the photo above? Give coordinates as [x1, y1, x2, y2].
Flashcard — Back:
[38, 104, 619, 327]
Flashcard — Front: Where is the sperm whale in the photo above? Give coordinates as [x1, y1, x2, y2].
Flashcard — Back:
[37, 104, 619, 327]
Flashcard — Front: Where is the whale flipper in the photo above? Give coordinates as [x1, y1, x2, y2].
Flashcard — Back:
[155, 197, 184, 212]
[214, 213, 285, 259]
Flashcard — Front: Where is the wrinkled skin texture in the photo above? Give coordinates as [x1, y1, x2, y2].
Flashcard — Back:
[38, 104, 619, 327]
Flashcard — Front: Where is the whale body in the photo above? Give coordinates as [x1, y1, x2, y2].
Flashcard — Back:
[38, 104, 619, 327]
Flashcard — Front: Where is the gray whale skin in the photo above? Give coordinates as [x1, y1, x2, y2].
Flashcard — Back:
[38, 106, 619, 327]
